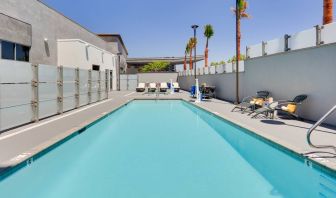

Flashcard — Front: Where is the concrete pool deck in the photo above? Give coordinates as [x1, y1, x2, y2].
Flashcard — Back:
[0, 90, 336, 172]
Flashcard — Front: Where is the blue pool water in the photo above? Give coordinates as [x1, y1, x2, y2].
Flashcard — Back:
[0, 100, 336, 198]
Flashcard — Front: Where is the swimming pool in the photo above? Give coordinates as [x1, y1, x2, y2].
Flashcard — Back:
[0, 100, 335, 197]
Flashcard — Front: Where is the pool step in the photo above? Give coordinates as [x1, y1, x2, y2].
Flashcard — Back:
[319, 174, 336, 197]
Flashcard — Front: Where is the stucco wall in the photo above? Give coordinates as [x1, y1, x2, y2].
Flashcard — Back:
[0, 0, 119, 65]
[138, 73, 178, 83]
[178, 44, 336, 125]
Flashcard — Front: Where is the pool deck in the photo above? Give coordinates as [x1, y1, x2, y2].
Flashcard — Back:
[1, 90, 336, 172]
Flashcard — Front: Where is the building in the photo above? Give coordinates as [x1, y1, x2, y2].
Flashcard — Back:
[126, 55, 204, 74]
[0, 0, 128, 91]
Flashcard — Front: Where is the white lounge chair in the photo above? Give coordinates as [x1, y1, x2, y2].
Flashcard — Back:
[136, 83, 146, 92]
[148, 83, 157, 92]
[160, 82, 168, 92]
[173, 82, 180, 92]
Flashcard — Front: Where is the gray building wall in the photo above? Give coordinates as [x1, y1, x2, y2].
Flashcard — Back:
[178, 44, 336, 125]
[0, 0, 125, 66]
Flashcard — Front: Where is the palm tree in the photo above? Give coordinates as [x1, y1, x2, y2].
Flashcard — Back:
[323, 0, 333, 24]
[204, 24, 214, 67]
[184, 43, 191, 71]
[188, 38, 197, 70]
[232, 0, 250, 103]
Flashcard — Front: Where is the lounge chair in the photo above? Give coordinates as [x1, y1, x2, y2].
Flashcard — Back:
[200, 85, 216, 99]
[136, 83, 146, 92]
[231, 91, 270, 113]
[251, 94, 308, 119]
[148, 83, 157, 93]
[160, 82, 168, 93]
[173, 82, 180, 92]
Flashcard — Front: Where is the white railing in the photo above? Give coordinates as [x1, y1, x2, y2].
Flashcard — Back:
[246, 22, 336, 59]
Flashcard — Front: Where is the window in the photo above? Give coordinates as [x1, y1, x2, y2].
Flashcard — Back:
[92, 65, 100, 71]
[1, 41, 15, 60]
[1, 41, 30, 62]
[16, 44, 30, 62]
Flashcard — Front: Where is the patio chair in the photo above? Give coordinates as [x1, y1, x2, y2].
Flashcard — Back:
[160, 82, 168, 93]
[200, 85, 216, 99]
[173, 82, 180, 92]
[275, 94, 308, 119]
[148, 83, 157, 93]
[251, 94, 308, 119]
[136, 83, 146, 92]
[231, 91, 270, 113]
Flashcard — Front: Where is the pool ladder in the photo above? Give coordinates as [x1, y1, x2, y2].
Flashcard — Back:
[305, 105, 336, 158]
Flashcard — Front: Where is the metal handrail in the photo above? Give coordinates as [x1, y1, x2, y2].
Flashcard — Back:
[307, 105, 336, 153]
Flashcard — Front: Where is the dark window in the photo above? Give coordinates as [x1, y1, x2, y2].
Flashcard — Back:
[92, 65, 100, 71]
[1, 41, 15, 60]
[16, 44, 30, 62]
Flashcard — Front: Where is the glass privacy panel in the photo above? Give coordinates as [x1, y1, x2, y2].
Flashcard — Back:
[216, 65, 225, 73]
[39, 100, 58, 119]
[0, 60, 32, 83]
[0, 84, 32, 108]
[39, 83, 57, 101]
[91, 82, 99, 93]
[248, 43, 263, 58]
[91, 71, 99, 82]
[321, 22, 336, 44]
[39, 64, 57, 83]
[63, 67, 76, 82]
[63, 96, 76, 112]
[79, 94, 89, 106]
[225, 63, 233, 73]
[265, 38, 285, 55]
[91, 92, 98, 103]
[128, 79, 137, 91]
[232, 61, 245, 72]
[289, 28, 316, 50]
[209, 66, 216, 74]
[63, 82, 76, 98]
[0, 104, 32, 131]
[120, 79, 127, 91]
[79, 69, 89, 94]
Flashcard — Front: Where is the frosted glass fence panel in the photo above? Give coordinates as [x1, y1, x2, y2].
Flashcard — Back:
[265, 38, 285, 55]
[91, 92, 99, 103]
[38, 64, 58, 119]
[79, 70, 89, 95]
[216, 65, 225, 73]
[63, 96, 76, 112]
[248, 44, 262, 58]
[39, 100, 58, 119]
[209, 66, 216, 74]
[322, 22, 336, 44]
[0, 60, 33, 131]
[0, 105, 32, 131]
[63, 83, 76, 98]
[0, 84, 32, 109]
[0, 60, 32, 83]
[289, 28, 316, 50]
[199, 68, 204, 75]
[39, 83, 57, 101]
[232, 61, 245, 72]
[39, 64, 57, 82]
[225, 63, 233, 73]
[79, 94, 89, 106]
[204, 68, 209, 75]
[92, 71, 99, 82]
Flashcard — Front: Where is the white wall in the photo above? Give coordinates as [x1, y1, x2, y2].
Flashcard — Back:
[138, 73, 178, 83]
[57, 39, 118, 90]
[178, 43, 336, 126]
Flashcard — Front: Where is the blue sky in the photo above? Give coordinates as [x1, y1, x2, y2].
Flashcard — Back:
[44, 0, 334, 66]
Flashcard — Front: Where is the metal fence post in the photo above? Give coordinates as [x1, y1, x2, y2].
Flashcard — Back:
[262, 41, 267, 56]
[88, 70, 92, 104]
[284, 34, 291, 51]
[105, 69, 109, 99]
[31, 64, 39, 122]
[75, 68, 80, 108]
[98, 71, 101, 101]
[315, 25, 323, 46]
[57, 66, 64, 114]
[246, 46, 250, 59]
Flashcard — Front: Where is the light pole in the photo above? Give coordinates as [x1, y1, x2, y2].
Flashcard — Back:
[117, 52, 122, 91]
[235, 0, 240, 104]
[191, 25, 199, 80]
